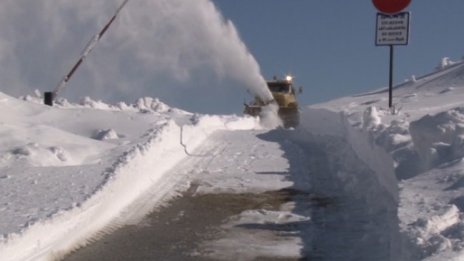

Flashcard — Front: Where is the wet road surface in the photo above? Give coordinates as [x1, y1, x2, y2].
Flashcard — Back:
[62, 189, 309, 261]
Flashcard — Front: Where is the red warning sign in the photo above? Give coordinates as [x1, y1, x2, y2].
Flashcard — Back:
[372, 0, 411, 14]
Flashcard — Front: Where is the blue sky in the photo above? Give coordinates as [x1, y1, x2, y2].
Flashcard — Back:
[1, 1, 463, 114]
[212, 0, 464, 106]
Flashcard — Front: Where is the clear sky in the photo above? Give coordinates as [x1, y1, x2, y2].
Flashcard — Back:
[212, 0, 464, 106]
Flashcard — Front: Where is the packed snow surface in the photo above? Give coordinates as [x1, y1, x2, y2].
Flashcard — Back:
[3, 58, 464, 260]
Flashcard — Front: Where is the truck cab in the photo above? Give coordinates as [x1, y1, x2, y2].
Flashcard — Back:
[244, 75, 300, 127]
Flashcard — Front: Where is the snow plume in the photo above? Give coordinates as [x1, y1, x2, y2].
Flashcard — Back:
[0, 0, 271, 113]
[259, 103, 283, 129]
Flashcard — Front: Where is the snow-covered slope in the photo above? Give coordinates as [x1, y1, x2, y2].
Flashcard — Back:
[3, 57, 464, 260]
[0, 93, 259, 260]
[301, 58, 464, 260]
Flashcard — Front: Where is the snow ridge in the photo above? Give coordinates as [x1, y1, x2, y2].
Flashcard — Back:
[296, 107, 407, 259]
[302, 58, 464, 259]
[0, 94, 257, 260]
[0, 121, 181, 260]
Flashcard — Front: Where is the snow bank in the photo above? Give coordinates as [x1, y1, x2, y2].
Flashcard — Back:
[5, 56, 464, 260]
[21, 93, 187, 115]
[399, 160, 464, 259]
[294, 105, 404, 260]
[299, 107, 345, 137]
[0, 121, 176, 260]
[297, 59, 464, 260]
[298, 105, 398, 201]
[0, 92, 260, 261]
[410, 108, 464, 170]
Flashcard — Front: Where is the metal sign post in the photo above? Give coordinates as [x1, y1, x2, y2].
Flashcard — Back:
[389, 45, 394, 108]
[375, 11, 410, 108]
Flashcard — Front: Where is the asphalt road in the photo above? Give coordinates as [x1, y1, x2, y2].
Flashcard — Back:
[62, 189, 304, 261]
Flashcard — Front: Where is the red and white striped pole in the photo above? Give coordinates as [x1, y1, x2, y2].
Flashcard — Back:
[45, 0, 130, 105]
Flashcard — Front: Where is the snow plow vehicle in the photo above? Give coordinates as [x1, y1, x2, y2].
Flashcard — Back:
[244, 75, 301, 128]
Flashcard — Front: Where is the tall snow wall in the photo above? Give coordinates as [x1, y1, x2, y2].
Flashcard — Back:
[298, 106, 398, 202]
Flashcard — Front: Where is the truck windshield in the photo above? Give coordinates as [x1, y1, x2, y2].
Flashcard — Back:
[268, 83, 291, 93]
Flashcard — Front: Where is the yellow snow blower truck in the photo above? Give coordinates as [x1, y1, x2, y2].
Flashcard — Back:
[244, 75, 301, 128]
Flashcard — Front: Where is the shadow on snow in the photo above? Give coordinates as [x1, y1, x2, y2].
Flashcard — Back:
[251, 128, 417, 261]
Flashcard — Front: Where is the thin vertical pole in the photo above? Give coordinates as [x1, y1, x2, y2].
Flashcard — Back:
[388, 45, 394, 108]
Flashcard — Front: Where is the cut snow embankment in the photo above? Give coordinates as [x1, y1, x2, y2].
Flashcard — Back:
[298, 106, 398, 201]
[0, 93, 259, 261]
[299, 104, 464, 260]
[400, 108, 464, 259]
[295, 105, 406, 260]
[298, 58, 464, 260]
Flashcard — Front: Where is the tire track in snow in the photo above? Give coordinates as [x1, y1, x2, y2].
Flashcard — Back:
[63, 130, 306, 260]
[63, 128, 416, 261]
[112, 134, 229, 225]
[57, 130, 229, 260]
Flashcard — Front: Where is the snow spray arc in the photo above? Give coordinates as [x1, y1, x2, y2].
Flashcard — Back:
[44, 0, 130, 106]
[32, 0, 273, 111]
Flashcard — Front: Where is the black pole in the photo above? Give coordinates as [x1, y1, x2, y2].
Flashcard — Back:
[44, 91, 55, 106]
[388, 45, 394, 108]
